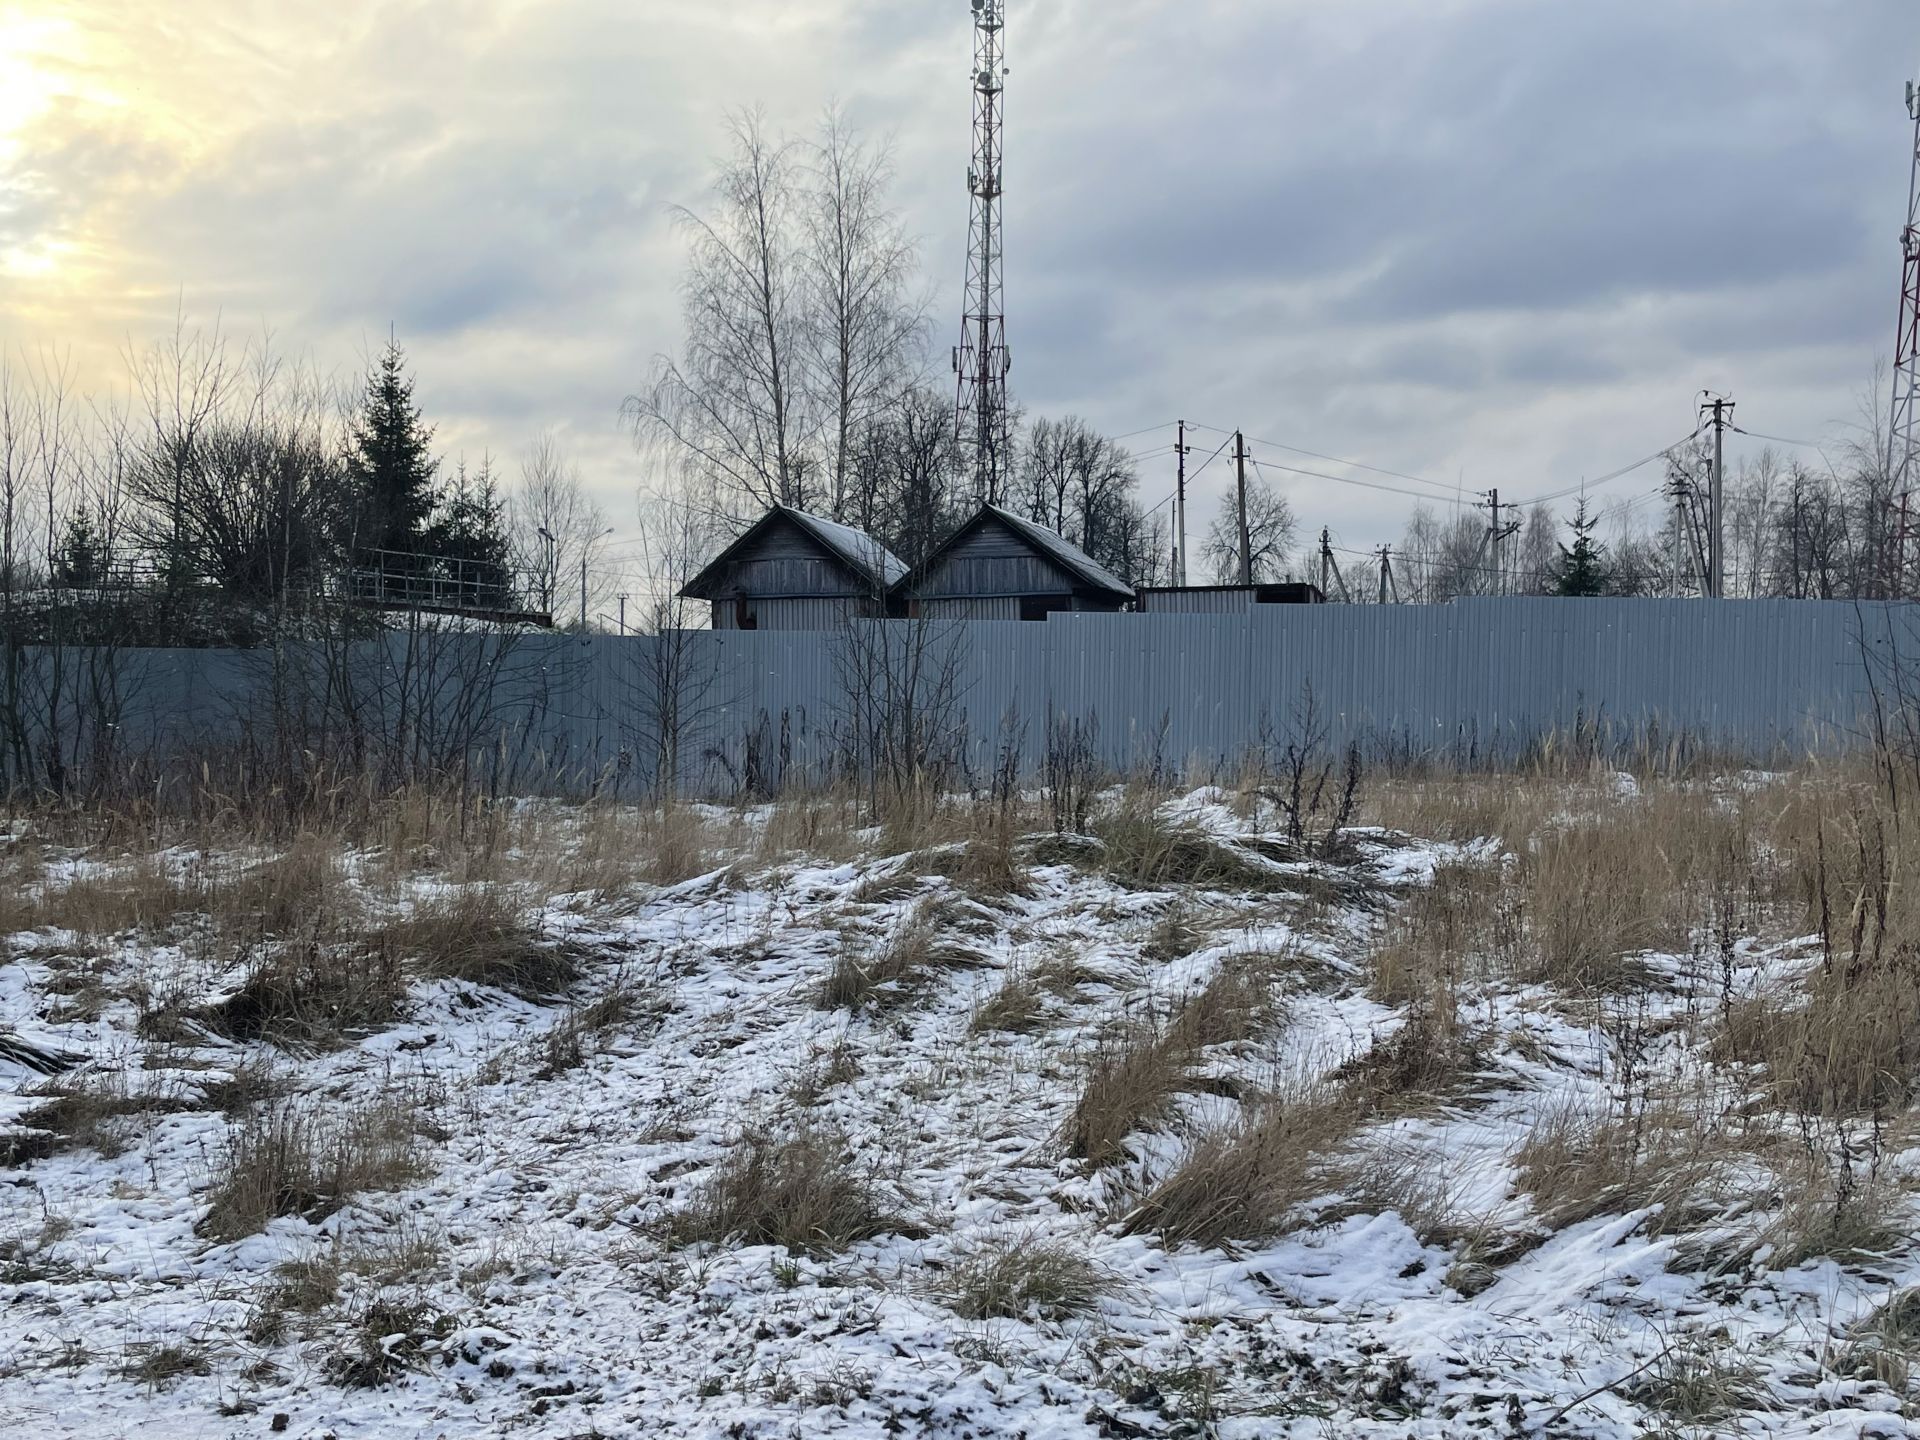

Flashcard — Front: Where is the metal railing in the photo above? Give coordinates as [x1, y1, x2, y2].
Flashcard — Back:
[338, 549, 549, 621]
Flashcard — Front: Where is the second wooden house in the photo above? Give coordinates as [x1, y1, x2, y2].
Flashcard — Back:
[893, 505, 1135, 620]
[679, 505, 906, 631]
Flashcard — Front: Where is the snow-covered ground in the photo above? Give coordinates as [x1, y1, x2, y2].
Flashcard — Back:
[0, 789, 1914, 1438]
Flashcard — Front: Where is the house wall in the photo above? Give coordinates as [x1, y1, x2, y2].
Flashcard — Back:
[708, 521, 868, 601]
[918, 596, 1022, 621]
[712, 595, 865, 631]
[914, 523, 1076, 598]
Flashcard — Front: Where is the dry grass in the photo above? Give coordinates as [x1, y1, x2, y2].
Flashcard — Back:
[207, 938, 406, 1046]
[668, 1129, 912, 1256]
[1839, 1287, 1920, 1391]
[1091, 799, 1316, 896]
[374, 885, 576, 996]
[938, 1235, 1121, 1320]
[1514, 1104, 1723, 1232]
[1337, 1002, 1489, 1109]
[1624, 1335, 1768, 1424]
[1121, 1086, 1356, 1247]
[120, 1340, 212, 1389]
[970, 969, 1049, 1035]
[2, 1070, 193, 1165]
[815, 903, 978, 1011]
[199, 1094, 427, 1242]
[1067, 955, 1289, 1168]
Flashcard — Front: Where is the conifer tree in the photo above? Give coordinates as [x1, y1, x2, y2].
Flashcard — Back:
[348, 339, 438, 556]
[1552, 498, 1611, 597]
[432, 459, 514, 605]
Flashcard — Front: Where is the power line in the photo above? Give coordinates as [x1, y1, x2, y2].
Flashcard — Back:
[1729, 425, 1825, 449]
[1186, 420, 1460, 497]
[1509, 426, 1703, 508]
[1245, 453, 1464, 506]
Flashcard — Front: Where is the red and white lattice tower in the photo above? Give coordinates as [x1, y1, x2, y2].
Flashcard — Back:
[1890, 80, 1920, 594]
[954, 0, 1011, 504]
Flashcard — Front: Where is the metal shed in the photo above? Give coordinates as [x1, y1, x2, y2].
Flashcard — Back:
[1135, 582, 1325, 613]
[893, 504, 1135, 620]
[680, 506, 906, 631]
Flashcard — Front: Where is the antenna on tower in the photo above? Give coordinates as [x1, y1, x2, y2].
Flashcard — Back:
[954, 0, 1011, 504]
[1888, 76, 1920, 596]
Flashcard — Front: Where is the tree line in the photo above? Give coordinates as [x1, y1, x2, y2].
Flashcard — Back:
[0, 322, 614, 637]
[1387, 417, 1912, 603]
[624, 107, 1277, 588]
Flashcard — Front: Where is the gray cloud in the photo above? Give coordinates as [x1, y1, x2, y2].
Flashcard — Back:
[4, 0, 1915, 560]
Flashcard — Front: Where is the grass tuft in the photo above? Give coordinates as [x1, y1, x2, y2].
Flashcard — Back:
[669, 1129, 912, 1256]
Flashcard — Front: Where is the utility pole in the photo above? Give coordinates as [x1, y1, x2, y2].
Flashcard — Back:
[1318, 528, 1351, 602]
[579, 554, 589, 631]
[617, 592, 628, 634]
[1478, 488, 1521, 596]
[1376, 545, 1395, 604]
[1665, 465, 1690, 597]
[1233, 430, 1251, 585]
[1700, 392, 1733, 598]
[1169, 419, 1188, 582]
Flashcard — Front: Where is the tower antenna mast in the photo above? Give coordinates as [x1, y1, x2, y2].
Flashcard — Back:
[954, 0, 1011, 503]
[1889, 76, 1920, 587]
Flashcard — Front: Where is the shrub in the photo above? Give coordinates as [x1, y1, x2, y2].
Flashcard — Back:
[1122, 1087, 1354, 1248]
[375, 886, 576, 996]
[816, 905, 975, 1011]
[939, 1236, 1119, 1320]
[669, 1129, 910, 1256]
[199, 1095, 425, 1242]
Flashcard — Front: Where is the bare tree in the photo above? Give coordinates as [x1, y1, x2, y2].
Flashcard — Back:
[801, 106, 928, 523]
[126, 345, 350, 606]
[847, 384, 965, 570]
[512, 434, 610, 623]
[1202, 476, 1295, 584]
[1012, 416, 1151, 578]
[626, 109, 812, 514]
[625, 495, 730, 796]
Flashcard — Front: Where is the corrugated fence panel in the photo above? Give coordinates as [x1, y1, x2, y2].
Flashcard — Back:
[24, 598, 1920, 795]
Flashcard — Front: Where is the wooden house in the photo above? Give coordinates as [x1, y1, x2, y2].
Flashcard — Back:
[680, 506, 906, 631]
[894, 505, 1135, 620]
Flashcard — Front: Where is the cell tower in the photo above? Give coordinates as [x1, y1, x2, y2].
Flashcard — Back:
[954, 0, 1011, 503]
[1890, 78, 1920, 564]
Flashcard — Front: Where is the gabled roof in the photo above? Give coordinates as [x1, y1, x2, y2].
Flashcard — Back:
[897, 504, 1135, 600]
[680, 505, 906, 599]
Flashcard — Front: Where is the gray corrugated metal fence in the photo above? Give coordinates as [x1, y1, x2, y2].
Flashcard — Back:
[29, 597, 1919, 796]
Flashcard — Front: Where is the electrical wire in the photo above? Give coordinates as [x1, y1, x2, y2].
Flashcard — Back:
[1185, 420, 1461, 496]
[1729, 425, 1826, 449]
[1245, 453, 1467, 506]
[1508, 426, 1703, 508]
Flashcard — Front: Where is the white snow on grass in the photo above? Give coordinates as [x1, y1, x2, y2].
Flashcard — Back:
[0, 792, 1913, 1438]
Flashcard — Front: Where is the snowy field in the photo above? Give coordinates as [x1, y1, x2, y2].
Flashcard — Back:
[0, 779, 1915, 1438]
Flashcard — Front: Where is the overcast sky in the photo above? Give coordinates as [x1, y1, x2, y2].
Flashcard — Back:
[2, 0, 1916, 569]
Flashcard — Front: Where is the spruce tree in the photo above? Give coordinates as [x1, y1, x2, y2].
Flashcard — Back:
[432, 459, 514, 606]
[348, 339, 438, 557]
[52, 513, 101, 588]
[1552, 498, 1611, 597]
